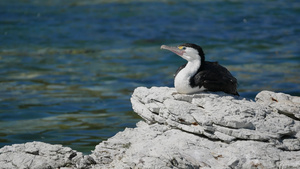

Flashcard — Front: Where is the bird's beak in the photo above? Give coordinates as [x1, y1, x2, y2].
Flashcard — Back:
[161, 45, 185, 57]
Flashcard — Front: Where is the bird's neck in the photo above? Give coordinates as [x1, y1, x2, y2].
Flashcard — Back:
[183, 60, 201, 77]
[174, 60, 201, 93]
[175, 60, 201, 83]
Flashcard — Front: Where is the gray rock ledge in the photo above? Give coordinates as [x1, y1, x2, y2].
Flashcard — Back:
[0, 141, 95, 169]
[1, 87, 300, 169]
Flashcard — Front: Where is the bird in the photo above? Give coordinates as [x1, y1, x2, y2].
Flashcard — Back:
[161, 43, 239, 96]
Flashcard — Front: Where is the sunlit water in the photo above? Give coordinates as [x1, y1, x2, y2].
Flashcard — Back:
[0, 0, 299, 154]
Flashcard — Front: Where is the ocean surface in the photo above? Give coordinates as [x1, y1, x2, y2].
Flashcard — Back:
[0, 0, 299, 154]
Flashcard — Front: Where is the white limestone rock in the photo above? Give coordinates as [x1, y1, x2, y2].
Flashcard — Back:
[0, 141, 95, 169]
[91, 121, 228, 169]
[89, 87, 300, 168]
[91, 121, 300, 169]
[255, 90, 300, 119]
[131, 87, 300, 151]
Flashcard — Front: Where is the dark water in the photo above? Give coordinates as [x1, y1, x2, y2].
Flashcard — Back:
[0, 0, 299, 154]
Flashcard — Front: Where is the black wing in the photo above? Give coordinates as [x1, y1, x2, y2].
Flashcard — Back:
[192, 62, 239, 96]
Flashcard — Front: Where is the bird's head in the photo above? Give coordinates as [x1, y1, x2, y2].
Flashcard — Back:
[161, 43, 205, 63]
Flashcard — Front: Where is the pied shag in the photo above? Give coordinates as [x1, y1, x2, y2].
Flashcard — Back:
[161, 43, 239, 96]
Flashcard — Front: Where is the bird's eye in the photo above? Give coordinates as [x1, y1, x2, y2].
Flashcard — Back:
[178, 46, 186, 50]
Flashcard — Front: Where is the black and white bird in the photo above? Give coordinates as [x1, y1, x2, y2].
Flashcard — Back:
[161, 43, 239, 96]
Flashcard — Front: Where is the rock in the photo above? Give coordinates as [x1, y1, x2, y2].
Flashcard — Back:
[91, 121, 228, 169]
[90, 122, 298, 169]
[0, 141, 94, 169]
[124, 87, 300, 168]
[130, 87, 300, 148]
[255, 90, 300, 119]
[1, 87, 300, 169]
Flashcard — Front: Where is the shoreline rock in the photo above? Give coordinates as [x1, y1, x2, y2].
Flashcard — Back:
[0, 141, 95, 169]
[1, 87, 300, 168]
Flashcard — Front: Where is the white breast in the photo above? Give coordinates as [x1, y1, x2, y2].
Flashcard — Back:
[174, 61, 206, 94]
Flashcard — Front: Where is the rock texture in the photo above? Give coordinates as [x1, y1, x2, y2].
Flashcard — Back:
[90, 87, 300, 169]
[0, 141, 95, 169]
[1, 87, 300, 169]
[256, 90, 300, 119]
[130, 87, 300, 151]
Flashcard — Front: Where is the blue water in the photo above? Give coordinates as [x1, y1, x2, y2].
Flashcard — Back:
[0, 0, 299, 154]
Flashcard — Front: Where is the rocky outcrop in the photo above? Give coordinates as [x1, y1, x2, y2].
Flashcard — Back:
[90, 87, 300, 169]
[0, 141, 95, 169]
[1, 87, 300, 169]
[130, 87, 300, 150]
